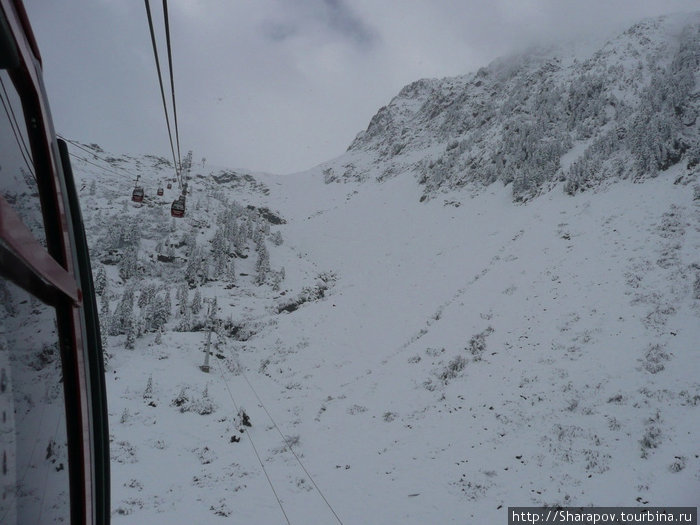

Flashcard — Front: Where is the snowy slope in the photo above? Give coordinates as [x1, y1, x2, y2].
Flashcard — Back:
[67, 139, 699, 524]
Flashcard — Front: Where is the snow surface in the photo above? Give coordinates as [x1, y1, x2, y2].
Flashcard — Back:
[67, 142, 699, 524]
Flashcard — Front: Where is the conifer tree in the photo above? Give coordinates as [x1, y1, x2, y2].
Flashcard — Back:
[255, 237, 270, 285]
[125, 317, 135, 349]
[110, 287, 134, 335]
[99, 287, 110, 318]
[94, 266, 107, 295]
[226, 259, 237, 285]
[119, 246, 139, 281]
[151, 289, 171, 332]
[191, 288, 202, 315]
[176, 283, 189, 317]
[138, 283, 156, 310]
[99, 314, 109, 355]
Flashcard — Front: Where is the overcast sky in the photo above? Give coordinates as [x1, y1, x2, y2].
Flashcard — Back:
[22, 0, 700, 175]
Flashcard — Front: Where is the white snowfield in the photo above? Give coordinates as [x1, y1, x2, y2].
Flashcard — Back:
[70, 147, 699, 524]
[62, 12, 699, 524]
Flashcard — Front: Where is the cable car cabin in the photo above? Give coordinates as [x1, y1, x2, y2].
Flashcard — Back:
[132, 186, 145, 202]
[166, 182, 172, 189]
[0, 1, 110, 523]
[157, 187, 164, 196]
[171, 197, 185, 217]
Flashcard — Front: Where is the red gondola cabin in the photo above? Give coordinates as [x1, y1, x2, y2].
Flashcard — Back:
[171, 197, 185, 217]
[132, 186, 144, 202]
[157, 187, 164, 196]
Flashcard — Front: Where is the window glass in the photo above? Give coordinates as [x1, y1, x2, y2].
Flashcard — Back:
[0, 69, 45, 246]
[0, 71, 69, 524]
[0, 278, 70, 524]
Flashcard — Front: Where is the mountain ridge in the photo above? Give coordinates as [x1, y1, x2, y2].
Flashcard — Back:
[315, 12, 700, 203]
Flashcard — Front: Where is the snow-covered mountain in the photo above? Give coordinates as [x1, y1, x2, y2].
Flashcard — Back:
[322, 12, 700, 203]
[61, 12, 700, 525]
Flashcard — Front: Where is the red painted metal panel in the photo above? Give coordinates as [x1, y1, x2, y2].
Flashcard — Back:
[0, 193, 80, 303]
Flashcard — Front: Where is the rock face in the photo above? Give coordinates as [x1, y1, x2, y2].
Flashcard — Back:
[327, 13, 700, 202]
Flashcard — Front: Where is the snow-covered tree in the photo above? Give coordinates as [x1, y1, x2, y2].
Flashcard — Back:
[191, 288, 202, 315]
[176, 283, 189, 317]
[255, 237, 270, 285]
[225, 259, 237, 285]
[93, 266, 107, 295]
[269, 231, 283, 246]
[124, 317, 136, 349]
[109, 287, 134, 336]
[150, 289, 171, 332]
[118, 246, 139, 281]
[138, 283, 157, 310]
[185, 247, 207, 286]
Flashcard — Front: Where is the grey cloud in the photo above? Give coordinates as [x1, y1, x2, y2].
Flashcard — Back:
[319, 0, 378, 47]
[264, 0, 378, 49]
[261, 20, 299, 42]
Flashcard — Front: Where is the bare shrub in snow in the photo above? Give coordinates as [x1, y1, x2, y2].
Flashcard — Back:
[269, 231, 283, 246]
[111, 440, 138, 464]
[641, 343, 670, 374]
[210, 499, 231, 517]
[272, 434, 301, 454]
[171, 386, 189, 410]
[669, 456, 686, 473]
[176, 392, 215, 415]
[437, 355, 467, 384]
[193, 445, 217, 465]
[186, 385, 216, 415]
[467, 326, 494, 361]
[640, 412, 663, 458]
[120, 408, 130, 424]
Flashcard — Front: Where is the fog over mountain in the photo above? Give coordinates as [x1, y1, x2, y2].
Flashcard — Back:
[322, 13, 700, 204]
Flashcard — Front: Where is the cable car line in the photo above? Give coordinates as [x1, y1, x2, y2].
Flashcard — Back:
[213, 356, 292, 525]
[0, 76, 34, 176]
[162, 0, 181, 169]
[0, 76, 36, 180]
[61, 147, 139, 181]
[57, 135, 117, 161]
[144, 0, 188, 217]
[144, 0, 179, 186]
[66, 152, 132, 181]
[57, 135, 143, 179]
[240, 370, 345, 525]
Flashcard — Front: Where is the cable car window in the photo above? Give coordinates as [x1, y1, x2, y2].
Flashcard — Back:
[0, 70, 70, 523]
[0, 280, 70, 523]
[0, 69, 45, 247]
